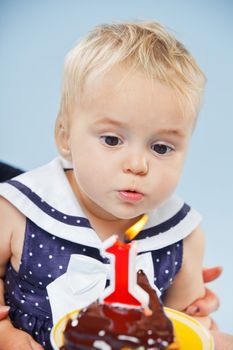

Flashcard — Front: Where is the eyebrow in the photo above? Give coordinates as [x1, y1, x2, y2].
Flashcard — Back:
[93, 117, 185, 137]
[93, 117, 125, 127]
[155, 128, 186, 137]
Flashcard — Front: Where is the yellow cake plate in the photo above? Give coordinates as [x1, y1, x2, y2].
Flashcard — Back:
[50, 307, 214, 350]
[165, 308, 214, 350]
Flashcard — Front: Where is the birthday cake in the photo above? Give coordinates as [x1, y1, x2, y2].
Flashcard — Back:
[60, 271, 178, 350]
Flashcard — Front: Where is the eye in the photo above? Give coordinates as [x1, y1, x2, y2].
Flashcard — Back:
[100, 135, 123, 147]
[151, 143, 174, 155]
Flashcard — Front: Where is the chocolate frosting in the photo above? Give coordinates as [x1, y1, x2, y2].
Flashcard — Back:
[61, 271, 175, 349]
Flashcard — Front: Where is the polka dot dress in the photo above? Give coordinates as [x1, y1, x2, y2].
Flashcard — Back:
[1, 158, 201, 350]
[4, 219, 106, 350]
[5, 220, 182, 349]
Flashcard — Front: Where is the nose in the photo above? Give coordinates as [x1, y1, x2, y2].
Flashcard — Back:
[122, 153, 148, 176]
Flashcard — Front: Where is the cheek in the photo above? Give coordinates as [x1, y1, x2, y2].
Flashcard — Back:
[73, 164, 98, 199]
[152, 160, 183, 195]
[72, 153, 111, 196]
[167, 160, 183, 185]
[75, 152, 113, 178]
[163, 171, 180, 194]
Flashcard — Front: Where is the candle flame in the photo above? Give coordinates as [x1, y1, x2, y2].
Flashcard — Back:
[125, 214, 148, 241]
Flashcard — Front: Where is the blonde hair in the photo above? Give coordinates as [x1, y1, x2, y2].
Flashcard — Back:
[56, 21, 206, 132]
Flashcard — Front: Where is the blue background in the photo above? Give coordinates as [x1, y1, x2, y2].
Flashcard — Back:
[0, 0, 232, 333]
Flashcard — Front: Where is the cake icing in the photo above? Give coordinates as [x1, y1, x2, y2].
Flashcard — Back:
[61, 271, 178, 350]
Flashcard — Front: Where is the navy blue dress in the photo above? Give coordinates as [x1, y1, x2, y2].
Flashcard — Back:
[0, 157, 202, 350]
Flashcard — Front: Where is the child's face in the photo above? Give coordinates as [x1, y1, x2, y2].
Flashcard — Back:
[66, 68, 194, 221]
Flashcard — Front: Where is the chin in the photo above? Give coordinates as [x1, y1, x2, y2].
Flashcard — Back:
[111, 208, 145, 220]
[95, 200, 147, 221]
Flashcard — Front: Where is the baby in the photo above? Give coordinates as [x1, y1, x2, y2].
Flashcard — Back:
[0, 21, 210, 349]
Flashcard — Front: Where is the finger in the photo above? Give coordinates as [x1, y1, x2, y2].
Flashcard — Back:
[202, 266, 223, 283]
[29, 338, 44, 350]
[0, 305, 10, 319]
[186, 288, 220, 316]
[210, 318, 219, 331]
[211, 331, 233, 350]
[193, 316, 212, 329]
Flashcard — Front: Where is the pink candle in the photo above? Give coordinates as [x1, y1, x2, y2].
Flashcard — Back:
[101, 235, 149, 308]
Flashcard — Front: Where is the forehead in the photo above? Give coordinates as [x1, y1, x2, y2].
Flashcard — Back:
[77, 67, 195, 132]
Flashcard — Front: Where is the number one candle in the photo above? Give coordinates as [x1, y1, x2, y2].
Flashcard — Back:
[100, 215, 149, 308]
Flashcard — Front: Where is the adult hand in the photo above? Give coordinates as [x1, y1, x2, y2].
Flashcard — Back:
[0, 305, 9, 319]
[0, 322, 44, 350]
[212, 331, 233, 350]
[185, 266, 222, 323]
[0, 306, 44, 349]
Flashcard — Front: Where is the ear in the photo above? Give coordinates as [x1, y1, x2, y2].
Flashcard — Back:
[55, 119, 72, 161]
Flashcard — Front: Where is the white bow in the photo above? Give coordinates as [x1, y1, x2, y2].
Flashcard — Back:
[47, 253, 160, 324]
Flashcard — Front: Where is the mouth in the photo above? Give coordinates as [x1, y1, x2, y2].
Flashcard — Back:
[118, 190, 144, 202]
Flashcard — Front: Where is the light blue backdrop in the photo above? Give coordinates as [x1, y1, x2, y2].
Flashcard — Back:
[1, 0, 232, 333]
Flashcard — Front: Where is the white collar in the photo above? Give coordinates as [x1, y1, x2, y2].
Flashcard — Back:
[0, 157, 201, 251]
